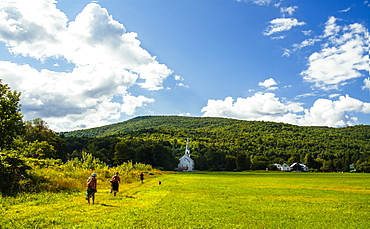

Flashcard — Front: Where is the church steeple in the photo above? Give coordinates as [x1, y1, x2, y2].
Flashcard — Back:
[185, 138, 190, 156]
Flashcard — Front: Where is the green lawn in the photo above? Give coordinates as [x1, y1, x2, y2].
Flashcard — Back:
[1, 172, 369, 228]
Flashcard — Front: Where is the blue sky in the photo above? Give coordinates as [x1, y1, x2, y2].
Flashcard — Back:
[0, 0, 369, 131]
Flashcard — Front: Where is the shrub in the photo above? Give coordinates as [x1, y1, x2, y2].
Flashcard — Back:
[0, 150, 31, 196]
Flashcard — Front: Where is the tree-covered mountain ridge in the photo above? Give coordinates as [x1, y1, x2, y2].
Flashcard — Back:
[61, 115, 370, 139]
[60, 116, 370, 172]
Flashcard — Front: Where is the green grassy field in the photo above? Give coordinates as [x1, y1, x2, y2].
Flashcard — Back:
[1, 172, 369, 229]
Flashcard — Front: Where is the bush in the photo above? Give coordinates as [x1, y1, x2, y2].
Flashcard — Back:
[0, 150, 31, 196]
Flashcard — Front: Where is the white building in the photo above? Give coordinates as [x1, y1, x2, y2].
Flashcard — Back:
[178, 139, 194, 171]
[274, 163, 291, 171]
[290, 162, 309, 172]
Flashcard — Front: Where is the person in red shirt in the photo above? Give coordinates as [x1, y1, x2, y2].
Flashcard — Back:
[86, 173, 97, 204]
[110, 172, 120, 196]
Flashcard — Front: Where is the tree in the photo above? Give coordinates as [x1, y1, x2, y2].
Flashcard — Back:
[0, 80, 24, 149]
[250, 155, 268, 170]
[194, 154, 208, 170]
[303, 153, 315, 169]
[113, 142, 133, 165]
[23, 118, 67, 160]
[205, 149, 225, 170]
[287, 153, 300, 165]
[236, 153, 250, 171]
[0, 150, 30, 196]
[224, 155, 237, 171]
[20, 140, 57, 159]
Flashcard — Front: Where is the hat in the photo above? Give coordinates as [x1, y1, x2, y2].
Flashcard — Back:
[92, 173, 97, 177]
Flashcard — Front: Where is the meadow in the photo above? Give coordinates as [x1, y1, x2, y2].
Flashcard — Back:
[1, 172, 369, 229]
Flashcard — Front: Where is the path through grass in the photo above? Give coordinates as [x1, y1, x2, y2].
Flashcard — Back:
[1, 172, 369, 228]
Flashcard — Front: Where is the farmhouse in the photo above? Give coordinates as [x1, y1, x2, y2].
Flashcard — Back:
[178, 139, 194, 171]
[290, 162, 309, 172]
[274, 163, 309, 172]
[274, 163, 291, 171]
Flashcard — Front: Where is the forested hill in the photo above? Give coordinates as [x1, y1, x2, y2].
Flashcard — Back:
[61, 115, 282, 137]
[61, 115, 369, 139]
[60, 116, 370, 172]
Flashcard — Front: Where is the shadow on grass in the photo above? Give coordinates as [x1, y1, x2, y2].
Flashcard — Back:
[99, 203, 119, 207]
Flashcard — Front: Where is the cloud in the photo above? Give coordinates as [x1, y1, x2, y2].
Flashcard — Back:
[302, 30, 312, 36]
[178, 112, 191, 116]
[363, 77, 370, 91]
[328, 94, 340, 99]
[201, 93, 370, 127]
[0, 60, 153, 130]
[177, 83, 189, 88]
[295, 92, 317, 99]
[236, 0, 274, 6]
[298, 95, 370, 127]
[174, 75, 183, 81]
[338, 7, 351, 13]
[259, 78, 278, 90]
[300, 17, 370, 90]
[0, 0, 173, 131]
[264, 18, 306, 36]
[280, 6, 298, 16]
[173, 75, 189, 88]
[120, 94, 155, 116]
[201, 92, 303, 124]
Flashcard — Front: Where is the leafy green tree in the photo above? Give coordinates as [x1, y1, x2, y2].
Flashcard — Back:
[356, 159, 370, 172]
[194, 154, 207, 170]
[314, 158, 325, 170]
[113, 142, 133, 165]
[236, 153, 250, 171]
[23, 118, 67, 160]
[0, 150, 30, 196]
[287, 153, 300, 165]
[24, 119, 53, 142]
[321, 160, 334, 172]
[20, 140, 57, 159]
[224, 155, 237, 171]
[0, 80, 24, 149]
[205, 149, 225, 170]
[250, 155, 268, 170]
[303, 153, 315, 168]
[151, 144, 175, 170]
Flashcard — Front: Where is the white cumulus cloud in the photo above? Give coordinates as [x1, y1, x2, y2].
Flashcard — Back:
[259, 78, 278, 90]
[362, 77, 370, 91]
[0, 0, 173, 131]
[264, 18, 306, 36]
[298, 95, 370, 127]
[300, 17, 370, 90]
[201, 92, 303, 124]
[201, 93, 370, 127]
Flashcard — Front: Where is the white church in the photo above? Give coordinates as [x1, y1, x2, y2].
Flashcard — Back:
[178, 139, 194, 171]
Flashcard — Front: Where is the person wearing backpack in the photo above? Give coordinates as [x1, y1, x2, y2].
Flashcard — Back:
[110, 172, 120, 196]
[86, 173, 97, 204]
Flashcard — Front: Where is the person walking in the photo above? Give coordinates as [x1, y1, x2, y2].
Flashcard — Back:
[139, 172, 144, 184]
[86, 173, 97, 204]
[110, 172, 120, 196]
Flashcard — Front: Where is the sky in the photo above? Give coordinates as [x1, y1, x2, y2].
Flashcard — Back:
[0, 0, 369, 132]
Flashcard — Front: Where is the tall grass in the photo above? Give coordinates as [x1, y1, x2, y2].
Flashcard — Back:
[22, 153, 155, 193]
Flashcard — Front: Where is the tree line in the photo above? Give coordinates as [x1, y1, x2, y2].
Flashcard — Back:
[60, 117, 370, 173]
